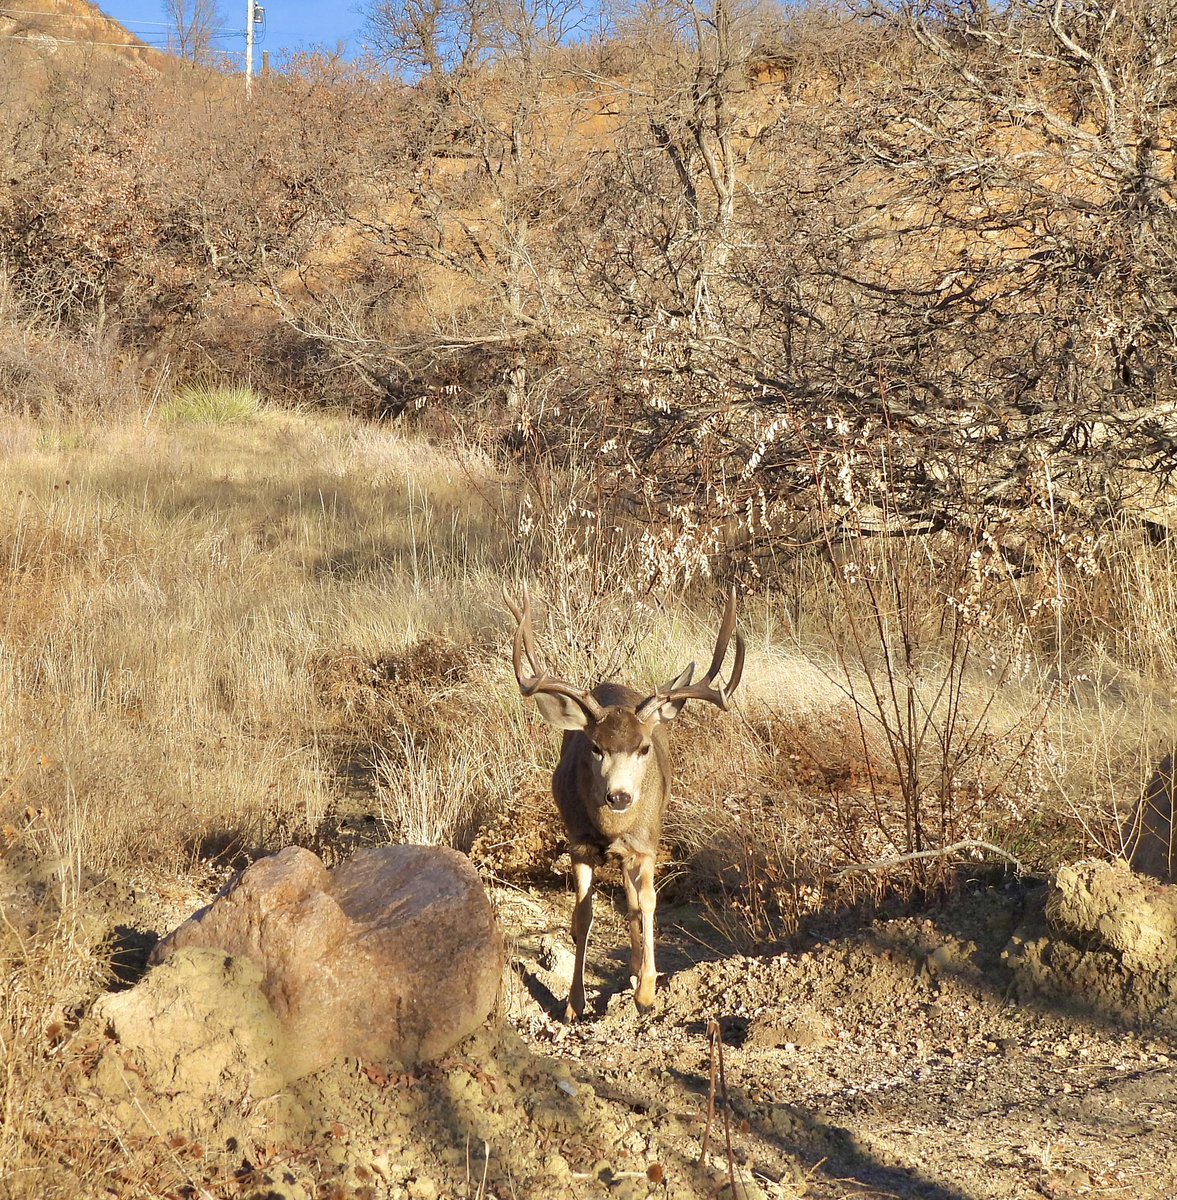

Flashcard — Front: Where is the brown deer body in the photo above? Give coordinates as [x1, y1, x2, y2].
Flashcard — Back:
[506, 588, 744, 1019]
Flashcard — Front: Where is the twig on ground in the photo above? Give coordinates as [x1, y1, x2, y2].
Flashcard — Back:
[700, 1018, 739, 1192]
[834, 839, 1023, 879]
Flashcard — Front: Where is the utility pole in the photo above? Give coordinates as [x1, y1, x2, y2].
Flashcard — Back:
[244, 0, 256, 98]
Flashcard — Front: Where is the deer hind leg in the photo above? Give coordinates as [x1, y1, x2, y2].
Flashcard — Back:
[623, 854, 658, 1012]
[567, 857, 595, 1022]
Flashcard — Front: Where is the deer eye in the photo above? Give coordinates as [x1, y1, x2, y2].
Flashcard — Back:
[639, 744, 651, 757]
[590, 743, 604, 758]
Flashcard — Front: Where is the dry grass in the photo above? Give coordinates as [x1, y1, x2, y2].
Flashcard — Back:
[0, 410, 521, 875]
[0, 404, 526, 1193]
[0, 278, 141, 423]
[0, 398, 1163, 893]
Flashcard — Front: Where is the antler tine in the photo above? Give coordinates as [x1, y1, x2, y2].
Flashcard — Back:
[701, 586, 740, 689]
[639, 587, 746, 716]
[505, 583, 606, 722]
[504, 582, 549, 679]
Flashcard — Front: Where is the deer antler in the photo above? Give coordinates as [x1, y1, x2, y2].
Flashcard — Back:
[636, 587, 745, 719]
[504, 584, 607, 723]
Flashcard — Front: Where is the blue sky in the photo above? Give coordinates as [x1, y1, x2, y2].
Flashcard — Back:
[96, 1, 368, 58]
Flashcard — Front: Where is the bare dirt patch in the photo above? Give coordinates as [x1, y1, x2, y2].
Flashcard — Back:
[503, 867, 1177, 1200]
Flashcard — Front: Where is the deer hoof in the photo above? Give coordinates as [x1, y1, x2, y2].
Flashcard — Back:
[634, 977, 657, 1012]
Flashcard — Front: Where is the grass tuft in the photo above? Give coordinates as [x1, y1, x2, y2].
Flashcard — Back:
[157, 381, 264, 425]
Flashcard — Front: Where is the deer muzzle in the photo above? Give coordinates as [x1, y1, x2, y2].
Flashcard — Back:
[605, 790, 634, 812]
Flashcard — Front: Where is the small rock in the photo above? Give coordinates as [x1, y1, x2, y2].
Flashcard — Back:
[537, 933, 575, 976]
[407, 1175, 439, 1200]
[746, 1006, 832, 1050]
[926, 943, 957, 974]
[545, 1152, 571, 1180]
[1056, 1166, 1092, 1190]
[715, 1174, 766, 1200]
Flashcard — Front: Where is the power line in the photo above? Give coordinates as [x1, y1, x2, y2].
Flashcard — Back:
[0, 5, 263, 54]
[0, 32, 250, 50]
[0, 31, 156, 45]
[0, 29, 251, 49]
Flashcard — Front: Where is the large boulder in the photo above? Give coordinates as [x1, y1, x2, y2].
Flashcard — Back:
[145, 843, 504, 1080]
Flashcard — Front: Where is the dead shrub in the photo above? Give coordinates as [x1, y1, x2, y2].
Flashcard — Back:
[309, 635, 476, 737]
[311, 633, 540, 851]
[469, 802, 564, 882]
[661, 704, 874, 945]
[0, 280, 141, 420]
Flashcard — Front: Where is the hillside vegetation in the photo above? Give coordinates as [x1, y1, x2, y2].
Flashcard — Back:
[3, 0, 1176, 586]
[2, 0, 1177, 1193]
[3, 0, 1175, 861]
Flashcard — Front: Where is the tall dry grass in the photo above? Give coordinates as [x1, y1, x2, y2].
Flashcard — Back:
[0, 412, 526, 870]
[2, 395, 1157, 900]
[0, 276, 141, 423]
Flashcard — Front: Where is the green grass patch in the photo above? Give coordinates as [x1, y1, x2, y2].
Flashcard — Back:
[158, 381, 264, 425]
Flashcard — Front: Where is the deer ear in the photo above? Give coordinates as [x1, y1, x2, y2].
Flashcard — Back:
[641, 664, 694, 725]
[533, 691, 593, 731]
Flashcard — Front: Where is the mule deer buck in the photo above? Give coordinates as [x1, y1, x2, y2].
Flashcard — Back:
[505, 586, 744, 1019]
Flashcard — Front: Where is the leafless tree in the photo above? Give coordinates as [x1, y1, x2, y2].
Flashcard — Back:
[163, 0, 223, 64]
[363, 0, 492, 76]
[568, 0, 1177, 585]
[321, 0, 596, 413]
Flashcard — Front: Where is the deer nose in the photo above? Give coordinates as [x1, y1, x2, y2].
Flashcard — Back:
[606, 791, 633, 811]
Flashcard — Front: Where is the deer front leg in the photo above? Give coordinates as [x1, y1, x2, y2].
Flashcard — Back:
[566, 857, 595, 1021]
[622, 863, 643, 987]
[623, 854, 658, 1012]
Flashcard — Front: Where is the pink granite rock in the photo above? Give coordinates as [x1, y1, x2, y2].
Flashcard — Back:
[150, 844, 503, 1078]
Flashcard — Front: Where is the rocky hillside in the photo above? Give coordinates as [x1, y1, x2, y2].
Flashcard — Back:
[0, 0, 174, 72]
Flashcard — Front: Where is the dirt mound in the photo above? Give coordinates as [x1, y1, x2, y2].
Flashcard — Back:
[1005, 858, 1177, 1029]
[90, 948, 287, 1144]
[79, 1006, 683, 1199]
[506, 868, 1177, 1199]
